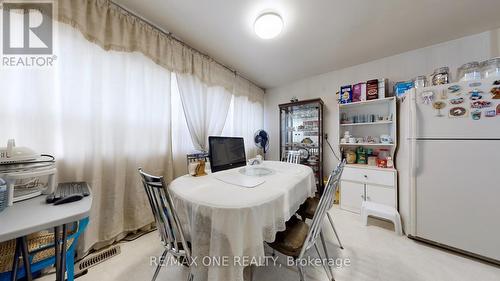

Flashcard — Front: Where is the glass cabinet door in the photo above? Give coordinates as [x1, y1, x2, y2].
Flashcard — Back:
[279, 99, 324, 193]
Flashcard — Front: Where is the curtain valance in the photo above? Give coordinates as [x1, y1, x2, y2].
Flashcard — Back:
[56, 0, 264, 103]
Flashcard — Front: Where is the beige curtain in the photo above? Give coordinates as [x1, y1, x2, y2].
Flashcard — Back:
[0, 0, 264, 254]
[56, 0, 265, 102]
[0, 19, 173, 254]
[52, 0, 264, 253]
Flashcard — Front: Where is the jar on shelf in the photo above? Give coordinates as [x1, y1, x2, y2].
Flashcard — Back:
[386, 157, 394, 168]
[377, 149, 389, 168]
[345, 150, 357, 164]
[431, 67, 450, 85]
[356, 147, 367, 164]
[414, 75, 427, 88]
[367, 156, 377, 166]
[457, 62, 481, 82]
[480, 57, 500, 79]
[0, 178, 7, 213]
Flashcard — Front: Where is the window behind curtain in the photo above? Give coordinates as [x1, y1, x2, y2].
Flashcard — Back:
[171, 74, 264, 177]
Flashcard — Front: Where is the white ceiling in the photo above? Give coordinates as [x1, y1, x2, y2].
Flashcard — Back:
[114, 0, 500, 89]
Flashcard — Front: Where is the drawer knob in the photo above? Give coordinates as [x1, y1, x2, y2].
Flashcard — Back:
[364, 175, 368, 178]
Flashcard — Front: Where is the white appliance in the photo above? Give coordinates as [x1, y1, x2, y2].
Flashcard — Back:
[398, 77, 500, 263]
[0, 139, 40, 164]
[0, 140, 56, 205]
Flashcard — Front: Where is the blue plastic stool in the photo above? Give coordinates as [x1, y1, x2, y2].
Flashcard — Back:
[0, 217, 89, 281]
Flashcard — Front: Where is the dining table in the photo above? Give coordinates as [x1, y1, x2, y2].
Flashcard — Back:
[169, 160, 317, 281]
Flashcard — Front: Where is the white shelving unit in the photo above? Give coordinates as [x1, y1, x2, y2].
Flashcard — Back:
[338, 96, 399, 214]
[338, 96, 397, 158]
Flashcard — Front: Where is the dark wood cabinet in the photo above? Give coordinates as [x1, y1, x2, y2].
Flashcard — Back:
[279, 99, 324, 193]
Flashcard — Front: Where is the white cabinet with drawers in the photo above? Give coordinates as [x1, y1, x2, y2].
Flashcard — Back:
[340, 165, 397, 214]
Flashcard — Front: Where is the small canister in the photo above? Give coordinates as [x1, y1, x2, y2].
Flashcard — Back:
[345, 150, 357, 164]
[356, 147, 367, 164]
[367, 156, 377, 166]
[386, 157, 394, 168]
[414, 75, 427, 88]
[377, 149, 389, 168]
[457, 62, 481, 82]
[431, 67, 450, 85]
[481, 57, 500, 79]
[0, 178, 8, 213]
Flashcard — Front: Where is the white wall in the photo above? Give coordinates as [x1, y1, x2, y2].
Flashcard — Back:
[264, 28, 500, 173]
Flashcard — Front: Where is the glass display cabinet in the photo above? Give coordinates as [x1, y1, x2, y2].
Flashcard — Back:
[279, 99, 324, 193]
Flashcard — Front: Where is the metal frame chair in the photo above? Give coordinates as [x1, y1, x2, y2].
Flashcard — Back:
[269, 160, 346, 281]
[297, 160, 346, 250]
[138, 169, 193, 281]
[325, 194, 344, 250]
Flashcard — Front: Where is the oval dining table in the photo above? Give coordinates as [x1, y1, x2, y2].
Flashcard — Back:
[169, 160, 317, 281]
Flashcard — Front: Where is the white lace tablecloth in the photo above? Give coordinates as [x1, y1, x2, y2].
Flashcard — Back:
[169, 161, 316, 281]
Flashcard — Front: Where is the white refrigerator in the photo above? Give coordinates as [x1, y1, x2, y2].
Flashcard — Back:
[398, 77, 500, 263]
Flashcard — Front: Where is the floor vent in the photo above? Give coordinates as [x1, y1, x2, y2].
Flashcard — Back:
[75, 245, 121, 275]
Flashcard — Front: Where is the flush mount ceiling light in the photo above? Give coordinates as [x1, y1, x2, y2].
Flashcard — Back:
[254, 12, 283, 39]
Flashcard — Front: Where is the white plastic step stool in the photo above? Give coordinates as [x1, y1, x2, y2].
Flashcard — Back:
[361, 201, 402, 235]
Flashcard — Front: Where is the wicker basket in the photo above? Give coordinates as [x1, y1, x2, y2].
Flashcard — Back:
[0, 226, 77, 273]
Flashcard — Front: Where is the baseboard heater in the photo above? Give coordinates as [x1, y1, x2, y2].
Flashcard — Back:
[74, 245, 121, 276]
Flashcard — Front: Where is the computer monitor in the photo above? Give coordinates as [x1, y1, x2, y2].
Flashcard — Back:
[208, 136, 247, 173]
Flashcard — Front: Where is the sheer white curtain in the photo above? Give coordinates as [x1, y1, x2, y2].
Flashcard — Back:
[223, 96, 265, 158]
[176, 73, 233, 151]
[171, 74, 197, 177]
[173, 75, 266, 176]
[0, 22, 173, 252]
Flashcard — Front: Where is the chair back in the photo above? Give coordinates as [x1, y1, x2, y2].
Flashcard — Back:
[138, 169, 192, 262]
[298, 159, 346, 258]
[283, 150, 301, 164]
[326, 161, 344, 209]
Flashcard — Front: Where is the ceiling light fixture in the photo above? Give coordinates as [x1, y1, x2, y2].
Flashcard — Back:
[254, 12, 283, 39]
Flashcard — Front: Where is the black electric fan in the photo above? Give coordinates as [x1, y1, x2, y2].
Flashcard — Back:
[254, 130, 269, 158]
